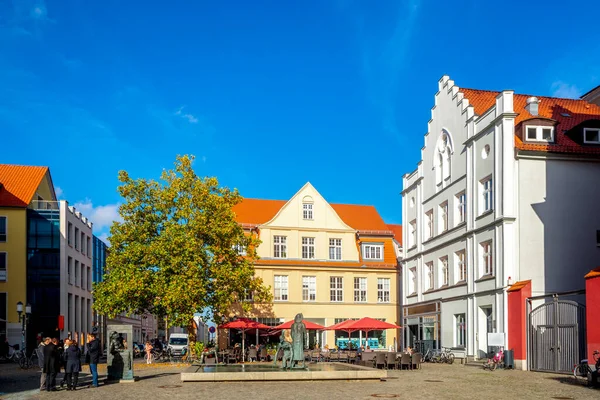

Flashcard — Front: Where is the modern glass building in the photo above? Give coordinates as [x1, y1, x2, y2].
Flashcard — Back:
[92, 235, 107, 284]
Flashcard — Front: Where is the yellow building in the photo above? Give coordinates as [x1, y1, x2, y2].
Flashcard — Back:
[0, 164, 57, 346]
[232, 183, 402, 349]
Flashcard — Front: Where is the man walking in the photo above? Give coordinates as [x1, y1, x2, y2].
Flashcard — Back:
[37, 337, 50, 391]
[87, 333, 101, 387]
[43, 338, 60, 391]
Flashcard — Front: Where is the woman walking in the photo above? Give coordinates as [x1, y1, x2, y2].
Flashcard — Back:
[144, 341, 154, 364]
[64, 339, 81, 390]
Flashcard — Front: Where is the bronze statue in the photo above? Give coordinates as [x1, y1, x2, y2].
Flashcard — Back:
[290, 313, 307, 368]
[273, 329, 293, 370]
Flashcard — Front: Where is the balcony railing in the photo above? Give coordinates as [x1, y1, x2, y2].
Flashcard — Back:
[29, 200, 60, 210]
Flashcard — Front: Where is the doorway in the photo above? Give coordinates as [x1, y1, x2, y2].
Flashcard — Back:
[478, 306, 493, 359]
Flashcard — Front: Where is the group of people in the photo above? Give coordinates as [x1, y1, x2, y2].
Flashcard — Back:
[38, 332, 101, 391]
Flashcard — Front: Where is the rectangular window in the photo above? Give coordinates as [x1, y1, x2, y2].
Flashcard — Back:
[584, 128, 600, 144]
[234, 244, 247, 256]
[409, 220, 417, 247]
[455, 314, 466, 348]
[75, 260, 79, 287]
[86, 236, 91, 257]
[439, 256, 448, 286]
[481, 177, 493, 213]
[75, 227, 80, 250]
[330, 276, 343, 302]
[425, 210, 433, 240]
[377, 278, 390, 303]
[302, 276, 316, 302]
[302, 203, 313, 220]
[0, 252, 6, 281]
[439, 202, 448, 233]
[409, 267, 417, 295]
[526, 126, 554, 142]
[456, 250, 466, 282]
[426, 262, 434, 291]
[87, 266, 91, 290]
[353, 277, 367, 302]
[273, 236, 287, 258]
[67, 222, 73, 246]
[81, 263, 85, 287]
[329, 238, 342, 260]
[456, 192, 466, 224]
[0, 216, 6, 242]
[481, 241, 493, 276]
[301, 237, 315, 259]
[81, 232, 85, 254]
[363, 244, 383, 260]
[243, 290, 254, 302]
[68, 256, 73, 285]
[274, 275, 288, 301]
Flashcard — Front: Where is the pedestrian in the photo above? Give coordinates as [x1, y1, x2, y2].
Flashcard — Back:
[58, 339, 68, 388]
[144, 341, 153, 364]
[38, 337, 51, 391]
[43, 338, 60, 391]
[64, 339, 81, 390]
[87, 333, 101, 388]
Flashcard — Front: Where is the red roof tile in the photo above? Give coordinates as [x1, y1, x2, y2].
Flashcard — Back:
[461, 88, 600, 155]
[0, 164, 49, 207]
[387, 224, 403, 246]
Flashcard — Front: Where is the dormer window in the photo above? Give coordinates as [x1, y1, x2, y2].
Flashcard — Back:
[583, 128, 600, 144]
[525, 126, 554, 142]
[302, 196, 314, 220]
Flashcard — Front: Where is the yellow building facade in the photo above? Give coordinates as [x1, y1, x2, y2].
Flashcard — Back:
[233, 183, 401, 349]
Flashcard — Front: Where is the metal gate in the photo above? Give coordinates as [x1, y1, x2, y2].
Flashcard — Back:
[528, 297, 586, 373]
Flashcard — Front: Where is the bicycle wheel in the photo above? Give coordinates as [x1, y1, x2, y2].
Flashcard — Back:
[447, 353, 455, 364]
[440, 353, 447, 363]
[572, 365, 590, 385]
[490, 361, 497, 371]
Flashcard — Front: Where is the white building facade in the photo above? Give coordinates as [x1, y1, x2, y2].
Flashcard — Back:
[60, 201, 94, 345]
[401, 76, 600, 367]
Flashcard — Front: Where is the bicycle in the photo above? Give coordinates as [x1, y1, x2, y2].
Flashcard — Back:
[18, 350, 38, 369]
[573, 350, 599, 386]
[440, 347, 455, 364]
[483, 348, 504, 371]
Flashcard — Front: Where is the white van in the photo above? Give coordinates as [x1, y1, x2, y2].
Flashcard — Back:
[167, 333, 189, 356]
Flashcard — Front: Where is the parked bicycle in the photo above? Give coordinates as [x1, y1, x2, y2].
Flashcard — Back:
[423, 347, 455, 364]
[483, 348, 504, 371]
[18, 350, 38, 370]
[439, 347, 455, 364]
[573, 350, 599, 386]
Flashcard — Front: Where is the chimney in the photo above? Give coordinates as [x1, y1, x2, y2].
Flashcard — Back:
[525, 96, 539, 116]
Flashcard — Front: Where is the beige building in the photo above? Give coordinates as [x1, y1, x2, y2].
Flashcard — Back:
[232, 183, 401, 349]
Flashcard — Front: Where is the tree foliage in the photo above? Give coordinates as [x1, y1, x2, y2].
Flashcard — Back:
[93, 155, 271, 327]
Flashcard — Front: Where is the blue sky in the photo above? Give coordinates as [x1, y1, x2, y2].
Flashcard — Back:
[1, 0, 599, 242]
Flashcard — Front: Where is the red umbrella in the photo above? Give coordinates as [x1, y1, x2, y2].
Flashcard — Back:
[345, 317, 401, 348]
[273, 320, 325, 330]
[325, 319, 359, 348]
[219, 318, 270, 362]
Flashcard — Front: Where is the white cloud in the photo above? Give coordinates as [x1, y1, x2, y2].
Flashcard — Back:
[73, 199, 122, 231]
[97, 232, 111, 246]
[55, 186, 63, 199]
[551, 81, 582, 99]
[175, 106, 199, 123]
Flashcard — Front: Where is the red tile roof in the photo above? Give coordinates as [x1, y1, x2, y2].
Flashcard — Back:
[584, 267, 600, 279]
[461, 88, 600, 155]
[387, 224, 403, 246]
[0, 164, 49, 207]
[233, 198, 391, 232]
[507, 280, 531, 292]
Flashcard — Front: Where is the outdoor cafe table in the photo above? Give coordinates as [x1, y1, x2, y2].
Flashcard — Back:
[218, 350, 230, 364]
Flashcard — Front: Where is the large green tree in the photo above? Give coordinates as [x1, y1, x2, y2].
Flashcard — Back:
[93, 155, 270, 329]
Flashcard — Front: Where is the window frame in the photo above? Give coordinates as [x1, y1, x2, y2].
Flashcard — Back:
[455, 313, 466, 348]
[67, 222, 73, 246]
[0, 252, 6, 282]
[302, 276, 316, 302]
[481, 241, 493, 276]
[329, 238, 342, 260]
[363, 243, 383, 260]
[456, 192, 466, 224]
[409, 267, 417, 295]
[439, 202, 448, 233]
[68, 256, 73, 285]
[425, 262, 434, 291]
[456, 250, 466, 283]
[301, 237, 315, 259]
[583, 128, 600, 144]
[425, 210, 434, 240]
[274, 275, 289, 301]
[409, 220, 417, 248]
[353, 277, 368, 303]
[525, 125, 554, 142]
[0, 216, 6, 242]
[302, 202, 313, 220]
[481, 176, 493, 213]
[439, 256, 448, 286]
[74, 227, 80, 250]
[273, 236, 287, 258]
[377, 278, 390, 303]
[330, 276, 343, 302]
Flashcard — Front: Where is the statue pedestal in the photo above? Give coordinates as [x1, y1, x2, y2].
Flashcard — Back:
[107, 324, 135, 383]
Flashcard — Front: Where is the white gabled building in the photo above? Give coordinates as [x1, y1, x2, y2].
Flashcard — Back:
[401, 76, 600, 371]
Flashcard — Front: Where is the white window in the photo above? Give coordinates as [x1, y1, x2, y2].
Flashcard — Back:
[456, 250, 466, 282]
[274, 275, 288, 301]
[329, 238, 342, 260]
[425, 210, 433, 240]
[409, 220, 417, 248]
[456, 192, 466, 224]
[584, 128, 600, 144]
[301, 237, 315, 259]
[526, 126, 554, 142]
[409, 268, 417, 295]
[234, 244, 247, 256]
[302, 202, 313, 220]
[425, 262, 434, 291]
[302, 276, 316, 302]
[436, 153, 443, 186]
[481, 177, 493, 213]
[273, 236, 287, 258]
[481, 241, 493, 276]
[363, 244, 383, 260]
[455, 314, 466, 348]
[0, 252, 6, 281]
[377, 278, 390, 303]
[330, 276, 343, 302]
[439, 202, 448, 233]
[0, 216, 6, 242]
[354, 277, 367, 302]
[439, 256, 448, 286]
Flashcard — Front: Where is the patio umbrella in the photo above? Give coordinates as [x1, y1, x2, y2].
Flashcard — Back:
[273, 320, 325, 330]
[325, 319, 359, 348]
[219, 318, 271, 362]
[345, 317, 401, 349]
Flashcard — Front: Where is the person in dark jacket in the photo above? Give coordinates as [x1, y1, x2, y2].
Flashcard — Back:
[87, 333, 101, 388]
[43, 338, 60, 391]
[64, 340, 82, 390]
[38, 337, 50, 391]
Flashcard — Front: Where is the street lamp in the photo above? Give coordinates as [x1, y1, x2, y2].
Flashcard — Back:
[16, 301, 32, 355]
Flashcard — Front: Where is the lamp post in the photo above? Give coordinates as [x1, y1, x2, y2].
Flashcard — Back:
[16, 301, 32, 355]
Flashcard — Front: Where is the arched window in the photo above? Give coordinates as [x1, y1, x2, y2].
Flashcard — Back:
[302, 196, 314, 220]
[434, 129, 454, 190]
